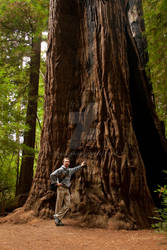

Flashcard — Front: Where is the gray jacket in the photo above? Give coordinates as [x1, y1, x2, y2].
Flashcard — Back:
[50, 165, 82, 188]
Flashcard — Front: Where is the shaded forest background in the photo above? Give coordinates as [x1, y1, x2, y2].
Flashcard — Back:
[0, 0, 166, 215]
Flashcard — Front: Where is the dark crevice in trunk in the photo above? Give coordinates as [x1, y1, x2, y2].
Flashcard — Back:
[126, 29, 167, 207]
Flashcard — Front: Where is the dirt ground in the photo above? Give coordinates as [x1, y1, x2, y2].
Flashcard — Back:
[0, 217, 167, 250]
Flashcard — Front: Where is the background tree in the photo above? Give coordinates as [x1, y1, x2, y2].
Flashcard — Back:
[14, 1, 48, 203]
[0, 1, 30, 213]
[0, 0, 47, 212]
[24, 0, 167, 229]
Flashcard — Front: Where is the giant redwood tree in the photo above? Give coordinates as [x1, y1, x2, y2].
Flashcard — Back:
[25, 0, 167, 229]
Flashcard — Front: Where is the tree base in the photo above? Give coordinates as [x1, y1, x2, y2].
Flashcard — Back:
[0, 207, 35, 224]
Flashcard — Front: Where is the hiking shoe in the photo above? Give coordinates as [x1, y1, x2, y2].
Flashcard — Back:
[53, 215, 60, 224]
[56, 220, 64, 226]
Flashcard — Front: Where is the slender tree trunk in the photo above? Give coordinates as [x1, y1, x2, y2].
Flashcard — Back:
[15, 132, 20, 196]
[16, 35, 41, 204]
[25, 0, 167, 229]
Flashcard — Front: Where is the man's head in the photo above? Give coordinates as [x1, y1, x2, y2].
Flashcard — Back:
[63, 157, 70, 168]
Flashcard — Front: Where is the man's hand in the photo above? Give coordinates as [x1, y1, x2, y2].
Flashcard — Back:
[81, 161, 87, 167]
[56, 183, 62, 187]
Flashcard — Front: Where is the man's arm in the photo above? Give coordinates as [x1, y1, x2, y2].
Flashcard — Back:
[70, 161, 86, 175]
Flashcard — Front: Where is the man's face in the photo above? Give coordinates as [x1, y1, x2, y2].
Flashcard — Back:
[63, 159, 70, 168]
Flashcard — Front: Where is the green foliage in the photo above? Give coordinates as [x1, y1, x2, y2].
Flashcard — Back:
[0, 149, 19, 214]
[143, 0, 167, 137]
[0, 64, 28, 212]
[0, 0, 47, 211]
[152, 172, 167, 231]
[0, 153, 17, 195]
[0, 0, 48, 35]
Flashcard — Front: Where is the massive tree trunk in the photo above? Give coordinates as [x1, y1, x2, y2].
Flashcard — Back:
[25, 0, 167, 229]
[16, 35, 41, 205]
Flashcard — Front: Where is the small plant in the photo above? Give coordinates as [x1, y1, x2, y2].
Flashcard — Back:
[152, 171, 167, 231]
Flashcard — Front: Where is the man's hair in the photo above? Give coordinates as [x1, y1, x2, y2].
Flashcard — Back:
[63, 157, 70, 162]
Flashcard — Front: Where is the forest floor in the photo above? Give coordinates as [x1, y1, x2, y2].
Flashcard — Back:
[0, 215, 167, 250]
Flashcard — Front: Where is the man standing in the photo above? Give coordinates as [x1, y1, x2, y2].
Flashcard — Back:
[50, 157, 86, 226]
